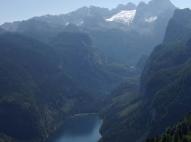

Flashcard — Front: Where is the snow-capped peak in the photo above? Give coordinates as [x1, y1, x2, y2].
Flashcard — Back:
[145, 16, 158, 23]
[106, 10, 136, 25]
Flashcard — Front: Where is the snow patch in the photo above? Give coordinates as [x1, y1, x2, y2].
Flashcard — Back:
[145, 16, 158, 23]
[106, 10, 136, 25]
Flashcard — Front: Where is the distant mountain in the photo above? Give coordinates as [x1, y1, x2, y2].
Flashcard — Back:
[1, 0, 176, 66]
[2, 0, 175, 31]
[106, 10, 136, 25]
[2, 6, 110, 31]
[133, 0, 175, 34]
[112, 2, 136, 12]
[48, 32, 130, 95]
[0, 1, 178, 142]
[164, 8, 191, 43]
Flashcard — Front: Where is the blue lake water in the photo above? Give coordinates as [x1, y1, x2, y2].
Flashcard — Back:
[49, 114, 102, 142]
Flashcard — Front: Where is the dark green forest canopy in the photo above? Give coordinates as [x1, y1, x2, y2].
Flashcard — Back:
[146, 114, 191, 142]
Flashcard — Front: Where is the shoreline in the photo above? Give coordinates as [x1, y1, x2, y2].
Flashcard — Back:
[70, 112, 98, 118]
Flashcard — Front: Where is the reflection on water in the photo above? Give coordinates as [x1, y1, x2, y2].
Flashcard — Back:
[48, 114, 102, 142]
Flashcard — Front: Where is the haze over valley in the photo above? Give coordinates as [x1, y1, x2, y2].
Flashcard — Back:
[0, 0, 191, 142]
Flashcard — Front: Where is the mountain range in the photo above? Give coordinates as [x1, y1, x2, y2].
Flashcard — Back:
[2, 0, 190, 142]
[1, 0, 175, 65]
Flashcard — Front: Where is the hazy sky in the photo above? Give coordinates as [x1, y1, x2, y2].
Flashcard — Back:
[0, 0, 190, 24]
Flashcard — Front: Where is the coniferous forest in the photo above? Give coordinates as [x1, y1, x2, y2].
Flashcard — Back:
[1, 0, 191, 142]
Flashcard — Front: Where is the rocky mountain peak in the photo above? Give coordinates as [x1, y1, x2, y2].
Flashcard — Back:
[164, 8, 191, 43]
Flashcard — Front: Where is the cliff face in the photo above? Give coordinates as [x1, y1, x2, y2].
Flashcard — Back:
[100, 9, 191, 142]
[141, 8, 191, 137]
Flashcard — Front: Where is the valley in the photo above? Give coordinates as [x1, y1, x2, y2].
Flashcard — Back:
[1, 0, 191, 142]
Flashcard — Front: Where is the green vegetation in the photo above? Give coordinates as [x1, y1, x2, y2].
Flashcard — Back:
[146, 114, 191, 142]
[0, 32, 101, 142]
[99, 78, 143, 142]
[0, 29, 135, 142]
[0, 1, 179, 142]
[100, 9, 191, 142]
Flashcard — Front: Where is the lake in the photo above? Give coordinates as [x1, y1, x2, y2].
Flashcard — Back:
[48, 114, 102, 142]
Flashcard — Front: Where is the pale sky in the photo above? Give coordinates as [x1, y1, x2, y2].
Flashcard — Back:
[0, 0, 190, 24]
